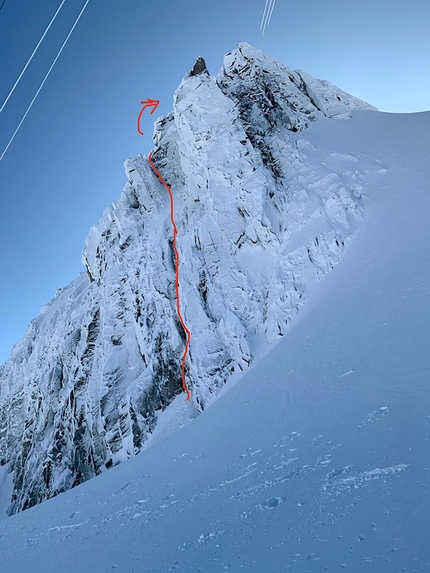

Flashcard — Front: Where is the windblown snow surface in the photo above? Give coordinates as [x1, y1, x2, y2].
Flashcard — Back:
[0, 94, 429, 571]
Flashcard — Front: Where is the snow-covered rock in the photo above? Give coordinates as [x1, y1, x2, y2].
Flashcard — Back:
[0, 43, 376, 516]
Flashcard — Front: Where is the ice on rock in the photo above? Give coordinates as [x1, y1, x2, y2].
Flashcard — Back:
[0, 43, 375, 515]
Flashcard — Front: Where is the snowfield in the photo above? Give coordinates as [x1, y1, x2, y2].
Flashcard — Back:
[0, 95, 429, 571]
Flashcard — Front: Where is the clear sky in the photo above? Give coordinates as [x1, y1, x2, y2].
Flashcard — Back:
[0, 0, 429, 363]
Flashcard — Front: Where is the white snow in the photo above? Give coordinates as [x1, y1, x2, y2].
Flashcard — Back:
[0, 103, 428, 571]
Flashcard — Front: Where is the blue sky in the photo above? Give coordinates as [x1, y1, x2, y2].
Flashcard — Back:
[0, 0, 429, 363]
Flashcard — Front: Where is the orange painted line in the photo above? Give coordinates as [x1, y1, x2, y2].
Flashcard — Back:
[137, 99, 160, 136]
[148, 151, 191, 401]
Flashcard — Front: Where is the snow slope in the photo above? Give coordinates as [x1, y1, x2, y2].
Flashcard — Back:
[0, 43, 376, 515]
[0, 107, 428, 572]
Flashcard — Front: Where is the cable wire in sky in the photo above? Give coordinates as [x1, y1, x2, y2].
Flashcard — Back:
[266, 0, 276, 29]
[0, 0, 67, 114]
[0, 0, 90, 163]
[0, 0, 7, 13]
[261, 0, 273, 35]
[260, 0, 277, 36]
[259, 0, 270, 32]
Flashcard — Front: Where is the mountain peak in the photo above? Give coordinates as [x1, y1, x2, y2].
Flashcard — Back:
[1, 43, 376, 516]
[189, 55, 209, 77]
[218, 43, 376, 129]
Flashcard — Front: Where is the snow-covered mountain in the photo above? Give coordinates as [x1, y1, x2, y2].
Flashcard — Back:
[0, 95, 428, 573]
[0, 43, 377, 516]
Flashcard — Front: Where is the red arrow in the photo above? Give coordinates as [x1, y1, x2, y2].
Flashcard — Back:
[137, 99, 160, 135]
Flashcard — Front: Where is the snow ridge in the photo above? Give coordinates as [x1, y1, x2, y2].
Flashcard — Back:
[0, 43, 375, 516]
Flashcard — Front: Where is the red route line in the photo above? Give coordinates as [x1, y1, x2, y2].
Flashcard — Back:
[148, 152, 191, 401]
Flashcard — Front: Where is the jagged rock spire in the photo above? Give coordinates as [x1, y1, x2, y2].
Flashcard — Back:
[189, 56, 209, 77]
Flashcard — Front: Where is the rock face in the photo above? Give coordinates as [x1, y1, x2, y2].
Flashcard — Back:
[0, 43, 376, 516]
[189, 56, 209, 77]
